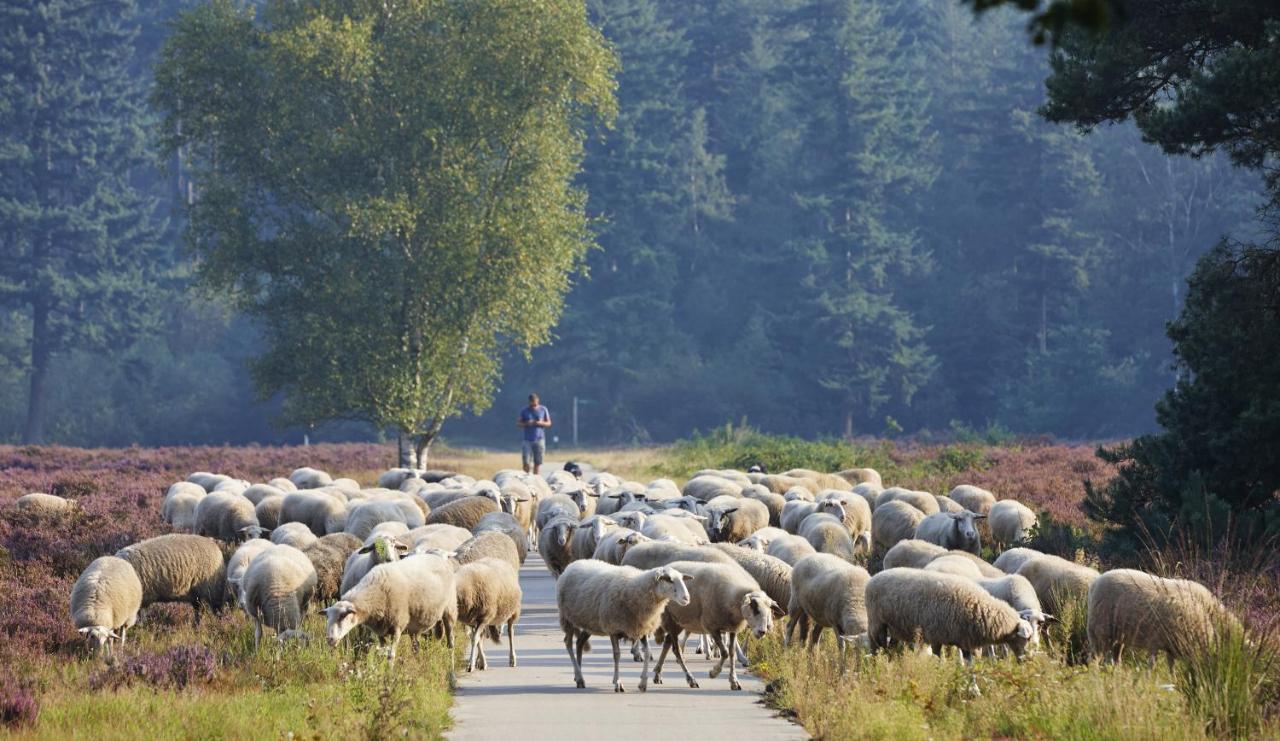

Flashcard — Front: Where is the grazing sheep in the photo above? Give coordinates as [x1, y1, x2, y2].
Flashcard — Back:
[592, 529, 651, 565]
[799, 513, 860, 562]
[340, 536, 409, 596]
[267, 477, 297, 492]
[227, 538, 275, 593]
[707, 543, 793, 611]
[786, 553, 871, 656]
[555, 560, 693, 692]
[426, 496, 499, 531]
[163, 490, 203, 532]
[288, 467, 334, 490]
[303, 533, 362, 601]
[934, 495, 965, 514]
[569, 515, 621, 561]
[115, 534, 228, 615]
[641, 513, 708, 545]
[872, 500, 927, 555]
[704, 497, 770, 543]
[851, 482, 882, 513]
[186, 472, 223, 490]
[837, 468, 882, 488]
[280, 490, 347, 536]
[882, 539, 947, 570]
[914, 511, 985, 555]
[875, 488, 939, 516]
[765, 533, 818, 565]
[454, 557, 522, 672]
[71, 556, 142, 657]
[378, 468, 420, 490]
[345, 499, 426, 541]
[989, 500, 1038, 546]
[974, 574, 1051, 649]
[272, 522, 319, 550]
[240, 544, 317, 649]
[925, 554, 985, 579]
[816, 490, 874, 540]
[213, 478, 250, 495]
[948, 485, 996, 516]
[254, 496, 285, 530]
[167, 481, 206, 499]
[242, 484, 285, 506]
[653, 560, 782, 690]
[1016, 554, 1099, 616]
[455, 531, 521, 571]
[474, 512, 529, 564]
[15, 492, 76, 515]
[780, 498, 847, 534]
[993, 547, 1044, 575]
[865, 568, 1035, 662]
[538, 517, 579, 578]
[1087, 569, 1238, 666]
[194, 491, 263, 543]
[323, 552, 458, 663]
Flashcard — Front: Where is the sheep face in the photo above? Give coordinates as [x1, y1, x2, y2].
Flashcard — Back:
[741, 592, 784, 638]
[816, 500, 847, 523]
[554, 522, 576, 547]
[238, 525, 270, 542]
[591, 517, 617, 540]
[947, 512, 984, 554]
[707, 508, 738, 542]
[854, 530, 872, 554]
[78, 626, 117, 656]
[474, 489, 502, 508]
[654, 567, 693, 606]
[567, 489, 593, 512]
[613, 511, 647, 531]
[360, 536, 407, 563]
[1005, 618, 1035, 657]
[738, 534, 769, 552]
[322, 601, 363, 645]
[1018, 608, 1052, 649]
[615, 533, 649, 562]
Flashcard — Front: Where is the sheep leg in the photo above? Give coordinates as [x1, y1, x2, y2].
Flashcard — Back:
[564, 629, 586, 689]
[443, 616, 457, 689]
[507, 619, 517, 668]
[610, 635, 626, 692]
[387, 629, 402, 663]
[653, 635, 670, 684]
[476, 632, 488, 670]
[467, 627, 480, 672]
[808, 625, 824, 651]
[638, 635, 652, 693]
[669, 631, 699, 688]
[253, 619, 262, 652]
[708, 632, 730, 681]
[727, 632, 742, 690]
[631, 636, 644, 662]
[737, 633, 751, 667]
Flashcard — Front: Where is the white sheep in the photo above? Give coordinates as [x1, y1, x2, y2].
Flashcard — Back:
[289, 467, 334, 490]
[974, 574, 1051, 650]
[948, 485, 996, 516]
[535, 494, 582, 531]
[555, 560, 692, 692]
[736, 526, 789, 552]
[254, 496, 285, 530]
[924, 554, 985, 579]
[426, 495, 499, 531]
[786, 553, 870, 657]
[836, 468, 882, 488]
[163, 490, 203, 532]
[875, 488, 939, 516]
[1016, 554, 1099, 616]
[914, 510, 985, 554]
[881, 539, 947, 570]
[454, 557, 522, 671]
[569, 515, 620, 561]
[704, 497, 770, 543]
[474, 511, 529, 565]
[764, 533, 818, 565]
[988, 499, 1038, 546]
[993, 547, 1044, 574]
[682, 475, 744, 502]
[538, 516, 579, 578]
[227, 538, 274, 593]
[242, 483, 286, 506]
[1087, 569, 1239, 666]
[865, 568, 1034, 663]
[934, 495, 965, 514]
[267, 477, 298, 492]
[272, 522, 318, 549]
[194, 491, 264, 542]
[871, 500, 927, 555]
[401, 524, 474, 552]
[240, 544, 318, 649]
[641, 513, 708, 545]
[454, 531, 521, 572]
[340, 535, 409, 596]
[280, 490, 347, 536]
[15, 492, 76, 515]
[345, 499, 426, 541]
[653, 560, 782, 690]
[71, 556, 142, 657]
[592, 528, 651, 565]
[798, 513, 860, 561]
[115, 534, 229, 616]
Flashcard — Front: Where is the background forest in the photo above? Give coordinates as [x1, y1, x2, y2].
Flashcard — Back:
[0, 0, 1264, 446]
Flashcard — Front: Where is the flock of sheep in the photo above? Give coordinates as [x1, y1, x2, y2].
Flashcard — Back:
[17, 460, 1240, 697]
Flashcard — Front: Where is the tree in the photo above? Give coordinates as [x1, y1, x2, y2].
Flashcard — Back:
[0, 0, 165, 443]
[153, 0, 616, 465]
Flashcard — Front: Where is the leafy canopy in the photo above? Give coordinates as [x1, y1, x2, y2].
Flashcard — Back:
[152, 0, 616, 444]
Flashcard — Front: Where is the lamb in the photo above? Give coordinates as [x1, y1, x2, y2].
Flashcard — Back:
[993, 547, 1044, 574]
[836, 468, 883, 488]
[473, 512, 529, 564]
[569, 515, 620, 561]
[882, 539, 947, 570]
[798, 513, 860, 562]
[254, 496, 285, 530]
[454, 531, 521, 572]
[289, 467, 334, 490]
[652, 561, 782, 690]
[323, 552, 458, 663]
[765, 533, 818, 565]
[871, 500, 927, 555]
[426, 495, 499, 531]
[948, 485, 996, 516]
[538, 517, 579, 578]
[15, 492, 76, 515]
[115, 534, 228, 615]
[704, 497, 770, 543]
[924, 554, 985, 578]
[914, 510, 985, 555]
[1015, 554, 1099, 615]
[786, 553, 870, 656]
[865, 568, 1034, 662]
[71, 556, 142, 657]
[345, 499, 426, 541]
[875, 488, 940, 516]
[303, 533, 362, 601]
[592, 529, 651, 565]
[279, 490, 347, 536]
[988, 499, 1038, 546]
[240, 544, 317, 649]
[1086, 569, 1239, 665]
[340, 536, 409, 596]
[454, 557, 522, 671]
[555, 560, 692, 692]
[227, 538, 275, 593]
[163, 490, 203, 532]
[272, 522, 319, 549]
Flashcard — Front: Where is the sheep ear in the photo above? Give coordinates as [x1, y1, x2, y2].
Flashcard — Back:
[78, 627, 92, 634]
[110, 631, 122, 640]
[681, 574, 694, 582]
[357, 544, 374, 554]
[723, 507, 738, 514]
[394, 542, 410, 553]
[1042, 613, 1057, 623]
[770, 601, 786, 618]
[691, 515, 707, 521]
[974, 514, 988, 520]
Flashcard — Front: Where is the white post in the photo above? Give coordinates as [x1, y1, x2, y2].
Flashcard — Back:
[573, 396, 579, 447]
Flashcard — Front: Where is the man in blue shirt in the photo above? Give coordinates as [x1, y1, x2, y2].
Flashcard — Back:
[517, 393, 551, 474]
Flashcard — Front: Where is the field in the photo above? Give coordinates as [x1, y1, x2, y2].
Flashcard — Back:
[0, 439, 1277, 738]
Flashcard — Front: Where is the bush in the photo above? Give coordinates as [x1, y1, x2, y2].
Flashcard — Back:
[89, 645, 217, 692]
[657, 421, 886, 476]
[0, 676, 39, 729]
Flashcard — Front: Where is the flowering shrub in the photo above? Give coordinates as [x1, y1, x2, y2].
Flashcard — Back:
[89, 645, 217, 692]
[0, 676, 40, 729]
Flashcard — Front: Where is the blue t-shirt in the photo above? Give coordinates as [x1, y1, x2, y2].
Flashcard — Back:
[520, 405, 549, 441]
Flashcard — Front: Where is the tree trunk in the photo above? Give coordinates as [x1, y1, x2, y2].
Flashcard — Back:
[843, 408, 854, 441]
[414, 433, 434, 470]
[23, 302, 51, 444]
[397, 432, 418, 469]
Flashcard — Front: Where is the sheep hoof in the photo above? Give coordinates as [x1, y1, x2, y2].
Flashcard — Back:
[708, 667, 721, 679]
[575, 679, 586, 689]
[638, 682, 647, 693]
[730, 680, 742, 691]
[653, 674, 663, 685]
[614, 683, 626, 693]
[687, 678, 699, 688]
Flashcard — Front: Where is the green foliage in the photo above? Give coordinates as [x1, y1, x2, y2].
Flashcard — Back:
[152, 0, 617, 460]
[1175, 617, 1280, 739]
[658, 422, 881, 475]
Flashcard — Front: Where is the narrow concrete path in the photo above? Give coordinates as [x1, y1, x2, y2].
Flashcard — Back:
[447, 553, 807, 741]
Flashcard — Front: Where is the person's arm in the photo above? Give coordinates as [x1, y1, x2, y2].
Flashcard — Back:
[541, 409, 552, 428]
[517, 413, 528, 428]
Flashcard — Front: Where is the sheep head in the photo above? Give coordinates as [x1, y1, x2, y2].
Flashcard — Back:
[654, 567, 693, 606]
[949, 511, 984, 554]
[741, 591, 784, 638]
[321, 601, 364, 645]
[78, 626, 118, 656]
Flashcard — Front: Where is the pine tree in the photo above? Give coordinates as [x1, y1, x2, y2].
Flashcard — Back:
[0, 0, 164, 443]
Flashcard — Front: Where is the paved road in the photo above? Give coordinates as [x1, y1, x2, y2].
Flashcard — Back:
[447, 553, 807, 741]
